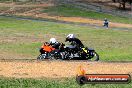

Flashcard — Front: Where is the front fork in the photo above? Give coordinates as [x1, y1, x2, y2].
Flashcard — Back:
[87, 50, 95, 59]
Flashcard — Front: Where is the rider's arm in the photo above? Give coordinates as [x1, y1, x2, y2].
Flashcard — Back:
[65, 38, 73, 42]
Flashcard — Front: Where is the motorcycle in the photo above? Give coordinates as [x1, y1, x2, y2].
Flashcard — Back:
[37, 50, 65, 60]
[37, 43, 65, 60]
[81, 47, 99, 61]
[37, 42, 99, 61]
[37, 51, 51, 60]
[63, 45, 99, 61]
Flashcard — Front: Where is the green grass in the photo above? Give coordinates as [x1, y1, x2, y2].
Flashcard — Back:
[0, 77, 131, 88]
[0, 17, 132, 61]
[42, 4, 132, 24]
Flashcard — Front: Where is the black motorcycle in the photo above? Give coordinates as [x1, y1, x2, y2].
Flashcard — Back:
[80, 47, 99, 61]
[63, 45, 99, 61]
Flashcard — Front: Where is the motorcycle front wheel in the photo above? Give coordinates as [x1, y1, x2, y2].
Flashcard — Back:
[91, 52, 99, 61]
[37, 54, 46, 60]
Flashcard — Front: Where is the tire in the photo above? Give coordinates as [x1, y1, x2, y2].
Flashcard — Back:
[37, 54, 43, 60]
[92, 52, 99, 61]
[55, 52, 65, 60]
[37, 54, 47, 60]
[76, 75, 87, 85]
[53, 52, 59, 60]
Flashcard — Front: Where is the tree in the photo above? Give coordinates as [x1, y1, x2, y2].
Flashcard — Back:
[112, 0, 132, 9]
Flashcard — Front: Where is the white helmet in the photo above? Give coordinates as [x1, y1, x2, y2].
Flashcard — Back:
[50, 38, 57, 44]
[67, 34, 75, 38]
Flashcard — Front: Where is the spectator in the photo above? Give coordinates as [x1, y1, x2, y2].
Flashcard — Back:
[103, 18, 109, 29]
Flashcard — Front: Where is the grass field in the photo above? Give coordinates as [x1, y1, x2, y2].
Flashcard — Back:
[42, 4, 132, 24]
[0, 77, 131, 88]
[0, 5, 132, 88]
[0, 16, 132, 61]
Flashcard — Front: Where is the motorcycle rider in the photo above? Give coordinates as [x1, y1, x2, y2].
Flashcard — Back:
[40, 38, 62, 54]
[65, 34, 84, 48]
[40, 42, 55, 54]
[64, 34, 84, 59]
[49, 38, 65, 59]
[49, 38, 60, 49]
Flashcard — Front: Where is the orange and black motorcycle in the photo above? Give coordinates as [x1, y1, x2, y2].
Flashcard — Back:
[37, 42, 65, 60]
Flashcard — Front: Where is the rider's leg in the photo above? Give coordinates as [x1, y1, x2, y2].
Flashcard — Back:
[40, 48, 45, 54]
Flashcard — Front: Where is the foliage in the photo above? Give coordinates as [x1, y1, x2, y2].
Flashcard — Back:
[112, 0, 132, 9]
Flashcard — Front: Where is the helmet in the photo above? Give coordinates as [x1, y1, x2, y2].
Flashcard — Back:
[67, 34, 75, 38]
[50, 38, 57, 44]
[104, 18, 107, 21]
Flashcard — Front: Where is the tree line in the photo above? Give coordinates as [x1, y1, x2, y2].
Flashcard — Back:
[0, 0, 132, 10]
[112, 0, 132, 9]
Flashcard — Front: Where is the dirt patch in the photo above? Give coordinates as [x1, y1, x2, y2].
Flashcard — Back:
[0, 3, 53, 7]
[16, 12, 132, 29]
[0, 3, 53, 14]
[0, 60, 132, 78]
[55, 16, 132, 28]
